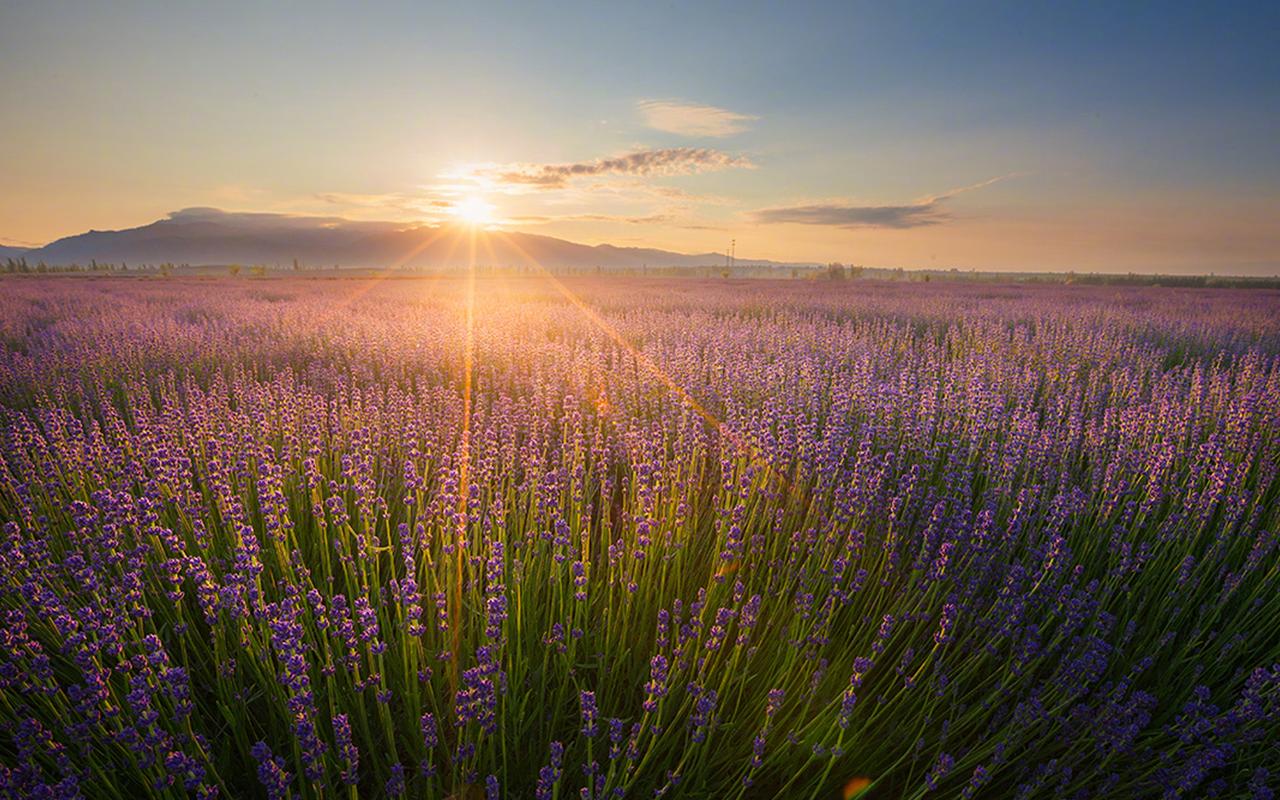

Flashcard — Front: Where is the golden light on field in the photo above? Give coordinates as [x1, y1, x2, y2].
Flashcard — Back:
[451, 195, 495, 226]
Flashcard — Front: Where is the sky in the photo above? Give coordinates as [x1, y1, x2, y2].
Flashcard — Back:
[1, 1, 1278, 274]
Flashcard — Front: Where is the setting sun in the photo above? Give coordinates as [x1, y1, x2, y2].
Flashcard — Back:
[451, 195, 495, 226]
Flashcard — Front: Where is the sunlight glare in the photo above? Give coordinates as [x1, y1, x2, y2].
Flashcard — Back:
[451, 195, 495, 226]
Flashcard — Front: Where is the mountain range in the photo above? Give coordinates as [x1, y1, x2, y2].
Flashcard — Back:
[3, 208, 809, 270]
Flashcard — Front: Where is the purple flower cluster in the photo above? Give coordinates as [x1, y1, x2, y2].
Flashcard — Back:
[580, 690, 599, 737]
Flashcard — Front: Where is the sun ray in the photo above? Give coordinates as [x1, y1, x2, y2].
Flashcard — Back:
[490, 230, 797, 497]
[326, 222, 464, 312]
[449, 225, 478, 705]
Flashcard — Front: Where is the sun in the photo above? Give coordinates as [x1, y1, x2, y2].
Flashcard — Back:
[451, 195, 495, 226]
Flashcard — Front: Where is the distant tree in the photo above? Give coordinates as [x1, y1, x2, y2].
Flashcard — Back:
[229, 264, 242, 276]
[293, 258, 301, 271]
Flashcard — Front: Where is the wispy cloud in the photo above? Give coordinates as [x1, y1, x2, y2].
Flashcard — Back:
[637, 100, 758, 137]
[749, 174, 1018, 229]
[162, 207, 407, 234]
[751, 202, 944, 229]
[566, 212, 675, 225]
[482, 147, 754, 190]
[510, 211, 725, 231]
[312, 190, 480, 223]
[505, 213, 670, 226]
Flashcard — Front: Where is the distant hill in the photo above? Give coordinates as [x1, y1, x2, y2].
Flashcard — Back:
[0, 245, 30, 260]
[18, 208, 809, 270]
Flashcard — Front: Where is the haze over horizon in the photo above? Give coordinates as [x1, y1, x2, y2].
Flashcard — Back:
[6, 206, 819, 272]
[2, 1, 1279, 275]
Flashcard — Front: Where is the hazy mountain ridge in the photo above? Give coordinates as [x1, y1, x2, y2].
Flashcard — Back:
[15, 208, 810, 270]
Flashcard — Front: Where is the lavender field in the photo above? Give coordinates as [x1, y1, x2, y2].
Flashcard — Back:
[1, 275, 1278, 799]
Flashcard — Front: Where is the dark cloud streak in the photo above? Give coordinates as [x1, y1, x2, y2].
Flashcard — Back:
[750, 202, 946, 229]
[750, 174, 1016, 229]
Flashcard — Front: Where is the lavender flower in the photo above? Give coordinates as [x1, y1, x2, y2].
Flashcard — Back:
[251, 742, 291, 800]
[580, 690, 599, 737]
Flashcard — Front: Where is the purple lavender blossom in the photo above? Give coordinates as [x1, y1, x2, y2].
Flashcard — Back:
[580, 690, 599, 737]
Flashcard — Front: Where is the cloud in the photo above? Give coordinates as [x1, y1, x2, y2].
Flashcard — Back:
[164, 206, 406, 233]
[485, 147, 754, 189]
[507, 212, 671, 226]
[750, 174, 1018, 229]
[637, 100, 757, 137]
[0, 233, 44, 247]
[920, 174, 1020, 205]
[316, 190, 449, 211]
[751, 202, 944, 229]
[508, 211, 725, 230]
[567, 212, 675, 225]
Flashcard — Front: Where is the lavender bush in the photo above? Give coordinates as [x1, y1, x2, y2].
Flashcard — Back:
[1, 276, 1277, 798]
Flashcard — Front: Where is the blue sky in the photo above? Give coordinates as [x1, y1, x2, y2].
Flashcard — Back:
[2, 1, 1277, 272]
